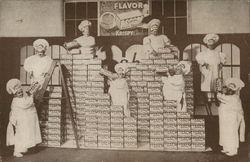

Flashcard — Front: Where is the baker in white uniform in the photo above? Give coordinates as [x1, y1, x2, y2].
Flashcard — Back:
[217, 77, 245, 156]
[24, 39, 53, 87]
[108, 63, 130, 117]
[6, 79, 41, 157]
[196, 34, 226, 102]
[143, 19, 171, 57]
[161, 61, 191, 112]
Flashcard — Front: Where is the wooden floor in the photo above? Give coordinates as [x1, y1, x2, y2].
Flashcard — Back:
[2, 142, 249, 162]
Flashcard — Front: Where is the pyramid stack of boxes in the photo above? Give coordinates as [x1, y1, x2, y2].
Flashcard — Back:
[39, 45, 205, 151]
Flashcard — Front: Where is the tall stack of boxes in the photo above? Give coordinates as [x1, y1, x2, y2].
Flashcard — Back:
[39, 86, 63, 147]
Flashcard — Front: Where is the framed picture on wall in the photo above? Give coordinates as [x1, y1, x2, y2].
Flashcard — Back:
[98, 0, 151, 36]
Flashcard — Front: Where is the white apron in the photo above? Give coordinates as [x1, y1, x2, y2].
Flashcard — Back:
[75, 36, 95, 55]
[162, 75, 186, 112]
[196, 49, 226, 92]
[6, 96, 42, 153]
[109, 78, 129, 106]
[217, 93, 245, 151]
[24, 55, 53, 83]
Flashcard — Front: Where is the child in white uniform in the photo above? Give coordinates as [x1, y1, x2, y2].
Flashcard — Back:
[217, 78, 245, 156]
[6, 79, 41, 157]
[161, 61, 191, 112]
[108, 63, 130, 117]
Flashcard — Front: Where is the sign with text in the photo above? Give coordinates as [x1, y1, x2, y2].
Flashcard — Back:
[98, 0, 151, 36]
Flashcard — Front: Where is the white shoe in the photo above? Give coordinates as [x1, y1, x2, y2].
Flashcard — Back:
[226, 152, 237, 156]
[221, 150, 228, 153]
[14, 152, 23, 157]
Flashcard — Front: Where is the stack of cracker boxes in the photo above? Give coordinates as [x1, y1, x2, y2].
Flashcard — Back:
[40, 46, 205, 152]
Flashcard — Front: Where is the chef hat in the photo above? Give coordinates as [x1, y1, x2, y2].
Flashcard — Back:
[176, 61, 191, 75]
[78, 20, 92, 32]
[6, 79, 21, 95]
[225, 77, 245, 91]
[147, 19, 160, 28]
[114, 63, 128, 74]
[33, 39, 49, 50]
[203, 33, 219, 44]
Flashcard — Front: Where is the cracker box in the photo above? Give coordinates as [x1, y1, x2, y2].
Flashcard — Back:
[150, 107, 164, 114]
[178, 131, 192, 138]
[191, 119, 205, 125]
[143, 70, 155, 76]
[150, 132, 164, 139]
[136, 92, 149, 98]
[140, 59, 153, 65]
[148, 88, 161, 94]
[150, 144, 164, 150]
[130, 71, 143, 76]
[163, 112, 177, 119]
[111, 142, 123, 148]
[111, 118, 123, 124]
[124, 142, 137, 148]
[136, 64, 148, 71]
[137, 81, 147, 87]
[164, 143, 178, 150]
[98, 130, 110, 136]
[191, 137, 205, 144]
[98, 141, 111, 148]
[191, 125, 205, 132]
[150, 114, 163, 120]
[124, 130, 137, 137]
[164, 118, 177, 125]
[164, 124, 177, 131]
[138, 97, 150, 103]
[178, 143, 192, 151]
[85, 141, 98, 147]
[177, 137, 191, 144]
[150, 125, 164, 132]
[177, 119, 191, 125]
[147, 81, 162, 88]
[191, 143, 205, 151]
[177, 112, 191, 119]
[153, 59, 166, 65]
[124, 124, 137, 131]
[130, 75, 143, 81]
[142, 76, 154, 81]
[177, 125, 191, 131]
[164, 137, 178, 143]
[150, 119, 163, 126]
[111, 130, 124, 137]
[191, 131, 205, 138]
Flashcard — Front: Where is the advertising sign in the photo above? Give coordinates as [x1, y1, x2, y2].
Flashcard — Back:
[98, 0, 151, 36]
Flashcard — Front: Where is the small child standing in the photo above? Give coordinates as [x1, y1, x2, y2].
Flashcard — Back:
[217, 78, 245, 156]
[108, 63, 130, 117]
[6, 79, 42, 157]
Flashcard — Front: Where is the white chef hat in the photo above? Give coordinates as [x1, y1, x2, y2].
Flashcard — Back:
[225, 77, 245, 91]
[6, 79, 21, 95]
[33, 39, 49, 50]
[203, 33, 219, 44]
[78, 20, 92, 32]
[147, 19, 160, 29]
[114, 63, 128, 74]
[176, 61, 191, 75]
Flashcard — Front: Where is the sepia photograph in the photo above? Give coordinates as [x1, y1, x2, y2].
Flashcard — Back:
[0, 0, 249, 162]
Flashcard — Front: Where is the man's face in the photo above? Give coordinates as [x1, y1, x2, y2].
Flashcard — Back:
[14, 85, 23, 97]
[82, 26, 90, 36]
[35, 45, 46, 57]
[150, 24, 159, 35]
[207, 39, 216, 49]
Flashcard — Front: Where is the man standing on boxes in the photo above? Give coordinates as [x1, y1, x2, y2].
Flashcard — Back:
[143, 19, 171, 57]
[64, 20, 96, 58]
[196, 34, 226, 105]
[24, 39, 53, 93]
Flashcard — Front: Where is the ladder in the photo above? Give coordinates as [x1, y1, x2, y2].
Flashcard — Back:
[34, 60, 80, 149]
